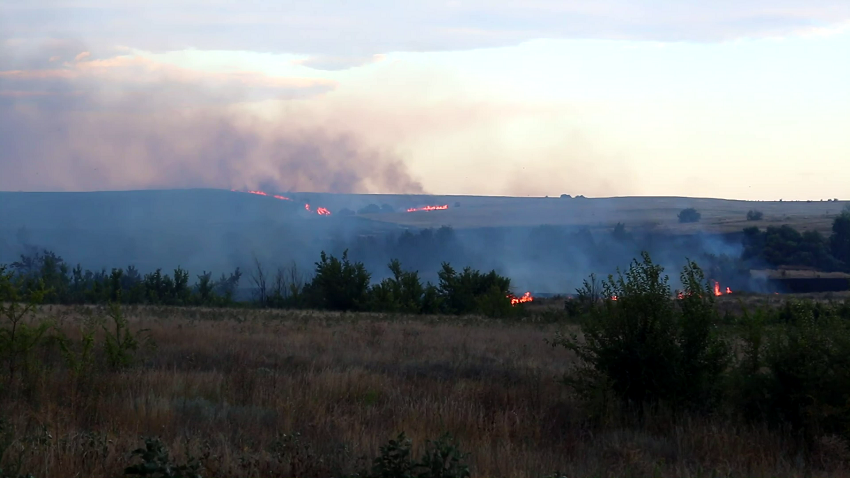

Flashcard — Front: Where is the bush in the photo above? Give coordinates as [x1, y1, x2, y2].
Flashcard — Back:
[303, 250, 371, 311]
[124, 437, 203, 478]
[729, 301, 850, 451]
[746, 210, 764, 221]
[369, 432, 470, 478]
[549, 252, 728, 414]
[0, 268, 51, 391]
[437, 264, 512, 317]
[368, 260, 434, 314]
[678, 207, 701, 223]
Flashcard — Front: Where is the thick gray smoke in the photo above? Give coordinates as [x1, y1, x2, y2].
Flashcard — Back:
[0, 42, 425, 194]
[0, 101, 425, 194]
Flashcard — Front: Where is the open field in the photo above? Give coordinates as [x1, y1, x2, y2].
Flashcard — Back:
[358, 195, 847, 235]
[2, 189, 847, 236]
[2, 305, 849, 477]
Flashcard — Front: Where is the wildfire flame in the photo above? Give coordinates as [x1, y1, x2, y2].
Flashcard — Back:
[508, 292, 534, 305]
[407, 205, 449, 212]
[713, 281, 732, 296]
[675, 281, 732, 299]
[232, 189, 330, 215]
[304, 204, 332, 216]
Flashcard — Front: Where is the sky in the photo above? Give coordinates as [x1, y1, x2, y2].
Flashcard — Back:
[1, 1, 849, 200]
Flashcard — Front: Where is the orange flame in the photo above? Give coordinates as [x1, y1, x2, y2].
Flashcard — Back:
[676, 282, 732, 300]
[305, 204, 332, 216]
[611, 295, 618, 301]
[508, 292, 534, 305]
[233, 189, 330, 215]
[713, 281, 733, 296]
[238, 189, 292, 201]
[407, 205, 449, 212]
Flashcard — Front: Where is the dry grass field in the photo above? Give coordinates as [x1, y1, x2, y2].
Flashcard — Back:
[3, 305, 850, 478]
[353, 195, 848, 235]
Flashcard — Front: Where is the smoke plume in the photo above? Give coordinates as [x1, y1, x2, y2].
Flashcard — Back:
[0, 43, 425, 194]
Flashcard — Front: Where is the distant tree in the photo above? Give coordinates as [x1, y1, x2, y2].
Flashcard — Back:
[560, 194, 571, 199]
[611, 222, 632, 242]
[305, 250, 371, 311]
[743, 224, 839, 270]
[746, 210, 764, 221]
[368, 259, 428, 314]
[678, 208, 702, 223]
[831, 210, 850, 269]
[380, 204, 395, 213]
[214, 267, 242, 301]
[437, 263, 512, 317]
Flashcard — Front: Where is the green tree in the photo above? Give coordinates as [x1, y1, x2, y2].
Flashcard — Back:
[306, 250, 371, 311]
[678, 207, 701, 223]
[831, 210, 850, 269]
[746, 210, 764, 221]
[370, 260, 427, 313]
[0, 266, 51, 391]
[437, 264, 512, 316]
[550, 252, 728, 413]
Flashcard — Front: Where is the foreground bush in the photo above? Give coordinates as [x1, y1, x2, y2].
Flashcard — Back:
[729, 300, 850, 451]
[550, 252, 728, 414]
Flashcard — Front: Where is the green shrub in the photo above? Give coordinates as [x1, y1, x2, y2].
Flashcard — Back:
[0, 268, 51, 392]
[368, 260, 429, 314]
[550, 252, 728, 414]
[102, 303, 153, 370]
[124, 437, 203, 478]
[678, 207, 701, 223]
[729, 300, 850, 452]
[747, 210, 764, 221]
[304, 250, 371, 311]
[368, 432, 470, 478]
[437, 264, 512, 317]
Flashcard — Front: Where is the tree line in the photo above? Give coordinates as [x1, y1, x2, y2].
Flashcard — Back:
[2, 248, 520, 317]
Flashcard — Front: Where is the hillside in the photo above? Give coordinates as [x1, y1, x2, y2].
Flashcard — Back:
[1, 189, 845, 291]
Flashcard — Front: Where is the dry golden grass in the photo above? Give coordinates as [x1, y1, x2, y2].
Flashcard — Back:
[2, 305, 849, 477]
[357, 195, 847, 235]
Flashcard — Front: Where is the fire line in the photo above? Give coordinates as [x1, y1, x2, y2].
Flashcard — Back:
[407, 205, 449, 212]
[232, 189, 331, 216]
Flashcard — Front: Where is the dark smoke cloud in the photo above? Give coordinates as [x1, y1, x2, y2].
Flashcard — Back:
[0, 48, 425, 194]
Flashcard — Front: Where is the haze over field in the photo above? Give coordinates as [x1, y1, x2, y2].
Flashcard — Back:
[2, 1, 849, 200]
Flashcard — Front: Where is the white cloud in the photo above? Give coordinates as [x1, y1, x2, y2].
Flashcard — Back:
[2, 0, 849, 62]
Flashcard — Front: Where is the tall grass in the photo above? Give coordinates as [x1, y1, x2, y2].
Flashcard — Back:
[0, 304, 848, 476]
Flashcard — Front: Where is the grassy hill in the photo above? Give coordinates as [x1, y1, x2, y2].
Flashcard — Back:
[1, 189, 845, 283]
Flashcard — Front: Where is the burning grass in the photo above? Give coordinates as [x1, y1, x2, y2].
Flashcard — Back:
[1, 305, 849, 477]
